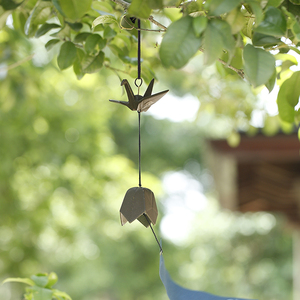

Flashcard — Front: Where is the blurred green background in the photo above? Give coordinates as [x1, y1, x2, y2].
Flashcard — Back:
[0, 26, 294, 300]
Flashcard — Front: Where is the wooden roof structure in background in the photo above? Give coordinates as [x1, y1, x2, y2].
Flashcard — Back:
[208, 133, 300, 226]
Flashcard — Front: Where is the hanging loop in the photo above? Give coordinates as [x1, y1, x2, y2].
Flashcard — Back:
[134, 78, 143, 88]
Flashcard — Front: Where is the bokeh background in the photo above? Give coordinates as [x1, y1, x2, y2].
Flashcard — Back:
[0, 24, 294, 300]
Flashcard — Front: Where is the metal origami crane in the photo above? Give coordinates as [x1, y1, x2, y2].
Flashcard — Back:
[109, 78, 169, 112]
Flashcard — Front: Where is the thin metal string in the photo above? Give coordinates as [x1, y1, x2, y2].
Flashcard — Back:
[138, 111, 141, 187]
[136, 19, 162, 253]
[137, 19, 141, 80]
[144, 214, 163, 254]
[137, 18, 142, 188]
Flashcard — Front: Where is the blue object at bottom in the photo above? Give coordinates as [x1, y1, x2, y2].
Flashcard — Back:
[159, 255, 257, 300]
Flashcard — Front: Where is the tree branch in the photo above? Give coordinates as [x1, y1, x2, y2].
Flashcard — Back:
[111, 0, 167, 31]
[110, 0, 244, 78]
[217, 58, 245, 78]
[199, 49, 244, 78]
[111, 0, 129, 10]
[0, 54, 34, 72]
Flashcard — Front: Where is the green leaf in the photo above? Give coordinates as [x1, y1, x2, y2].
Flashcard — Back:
[290, 0, 300, 4]
[74, 32, 92, 43]
[204, 19, 235, 65]
[128, 0, 152, 19]
[0, 10, 11, 29]
[226, 8, 245, 34]
[277, 79, 296, 123]
[31, 275, 49, 287]
[57, 41, 77, 70]
[266, 0, 284, 7]
[209, 0, 242, 16]
[25, 2, 52, 37]
[159, 16, 202, 69]
[66, 22, 83, 31]
[50, 26, 70, 39]
[52, 290, 72, 300]
[252, 32, 281, 47]
[82, 51, 104, 73]
[31, 286, 53, 300]
[45, 39, 60, 51]
[35, 23, 61, 38]
[148, 0, 163, 9]
[115, 34, 131, 50]
[265, 69, 276, 92]
[204, 21, 223, 65]
[281, 71, 300, 107]
[254, 6, 287, 36]
[92, 1, 114, 13]
[192, 16, 207, 37]
[45, 273, 58, 288]
[85, 34, 105, 54]
[244, 0, 264, 25]
[120, 15, 135, 29]
[53, 0, 93, 21]
[292, 20, 300, 41]
[103, 26, 116, 39]
[73, 48, 85, 80]
[0, 0, 22, 10]
[92, 15, 118, 28]
[2, 278, 34, 286]
[275, 53, 298, 66]
[243, 44, 275, 87]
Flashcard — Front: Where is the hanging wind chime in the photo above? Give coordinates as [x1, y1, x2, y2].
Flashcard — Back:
[109, 19, 168, 252]
[109, 18, 256, 300]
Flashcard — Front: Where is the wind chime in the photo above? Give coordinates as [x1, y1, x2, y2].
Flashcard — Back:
[109, 19, 256, 300]
[109, 19, 168, 252]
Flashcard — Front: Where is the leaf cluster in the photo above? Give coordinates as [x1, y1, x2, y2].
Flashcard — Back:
[3, 273, 71, 300]
[0, 24, 294, 300]
[2, 0, 300, 127]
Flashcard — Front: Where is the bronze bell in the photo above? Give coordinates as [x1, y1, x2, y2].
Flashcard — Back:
[120, 187, 158, 227]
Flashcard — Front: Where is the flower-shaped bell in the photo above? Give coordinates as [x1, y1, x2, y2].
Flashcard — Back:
[120, 187, 158, 227]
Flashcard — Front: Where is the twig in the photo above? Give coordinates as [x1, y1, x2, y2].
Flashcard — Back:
[110, 0, 245, 78]
[0, 54, 34, 72]
[199, 48, 244, 78]
[148, 16, 167, 31]
[219, 59, 244, 78]
[105, 65, 131, 75]
[110, 0, 129, 10]
[111, 0, 167, 32]
[121, 15, 166, 32]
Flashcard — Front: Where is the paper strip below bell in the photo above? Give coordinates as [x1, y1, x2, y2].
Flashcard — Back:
[159, 255, 257, 300]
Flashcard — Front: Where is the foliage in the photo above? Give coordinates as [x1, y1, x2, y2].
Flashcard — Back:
[0, 20, 294, 300]
[1, 0, 300, 127]
[0, 3, 296, 300]
[3, 272, 72, 300]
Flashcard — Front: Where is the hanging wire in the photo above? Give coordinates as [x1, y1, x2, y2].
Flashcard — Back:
[138, 111, 142, 187]
[135, 19, 143, 91]
[136, 19, 163, 253]
[137, 19, 141, 80]
[144, 214, 163, 253]
[137, 18, 142, 188]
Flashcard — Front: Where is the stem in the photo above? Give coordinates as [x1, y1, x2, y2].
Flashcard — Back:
[105, 65, 131, 75]
[199, 49, 245, 79]
[111, 0, 167, 31]
[0, 54, 34, 72]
